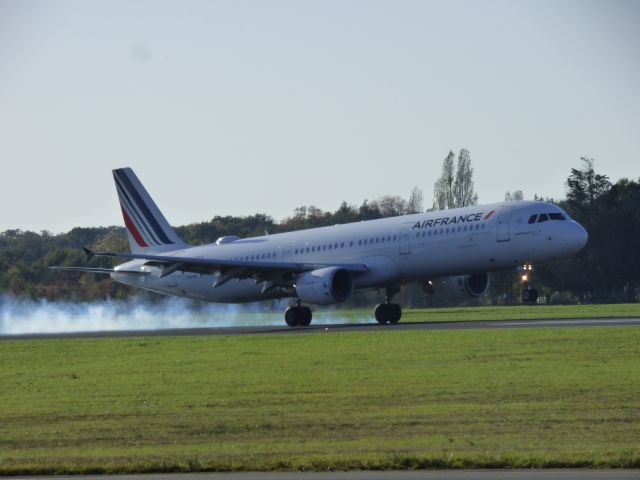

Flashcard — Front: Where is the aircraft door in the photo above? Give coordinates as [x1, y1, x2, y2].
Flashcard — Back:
[496, 208, 513, 242]
[398, 226, 412, 255]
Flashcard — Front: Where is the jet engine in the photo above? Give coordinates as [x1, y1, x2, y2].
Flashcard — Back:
[422, 272, 490, 297]
[295, 267, 354, 305]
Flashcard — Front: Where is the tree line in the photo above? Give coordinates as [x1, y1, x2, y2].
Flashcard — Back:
[0, 153, 637, 305]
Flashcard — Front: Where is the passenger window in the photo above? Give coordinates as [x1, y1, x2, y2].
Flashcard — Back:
[538, 213, 549, 223]
[393, 235, 397, 240]
[528, 214, 537, 224]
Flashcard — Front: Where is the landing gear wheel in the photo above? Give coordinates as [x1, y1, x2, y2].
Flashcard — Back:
[374, 303, 402, 324]
[285, 307, 299, 326]
[300, 306, 312, 326]
[375, 303, 389, 324]
[388, 303, 402, 324]
[284, 306, 313, 327]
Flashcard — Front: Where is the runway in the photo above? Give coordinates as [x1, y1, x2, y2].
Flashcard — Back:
[1, 316, 639, 341]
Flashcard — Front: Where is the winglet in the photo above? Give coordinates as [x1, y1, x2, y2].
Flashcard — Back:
[83, 247, 95, 262]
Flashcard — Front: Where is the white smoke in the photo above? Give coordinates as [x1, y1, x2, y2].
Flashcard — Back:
[0, 295, 368, 335]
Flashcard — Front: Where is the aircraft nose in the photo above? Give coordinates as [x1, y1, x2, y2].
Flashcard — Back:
[571, 221, 588, 252]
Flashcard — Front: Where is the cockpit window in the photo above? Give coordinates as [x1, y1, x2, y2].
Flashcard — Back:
[549, 213, 566, 220]
[528, 214, 537, 224]
[537, 213, 549, 223]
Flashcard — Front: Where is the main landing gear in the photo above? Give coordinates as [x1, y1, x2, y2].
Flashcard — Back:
[374, 287, 402, 324]
[519, 264, 539, 303]
[284, 302, 312, 327]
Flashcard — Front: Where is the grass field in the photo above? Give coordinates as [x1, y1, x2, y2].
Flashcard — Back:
[398, 303, 640, 323]
[1, 321, 639, 473]
[311, 303, 640, 325]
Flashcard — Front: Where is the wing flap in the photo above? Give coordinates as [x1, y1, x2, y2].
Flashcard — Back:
[86, 249, 369, 274]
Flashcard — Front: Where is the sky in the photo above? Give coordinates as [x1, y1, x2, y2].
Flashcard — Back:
[1, 0, 639, 233]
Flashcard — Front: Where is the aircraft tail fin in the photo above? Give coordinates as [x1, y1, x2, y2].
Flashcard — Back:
[112, 168, 186, 253]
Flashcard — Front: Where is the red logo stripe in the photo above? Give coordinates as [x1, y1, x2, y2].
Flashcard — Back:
[483, 210, 495, 220]
[121, 206, 148, 247]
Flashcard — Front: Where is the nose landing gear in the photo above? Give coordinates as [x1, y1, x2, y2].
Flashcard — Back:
[522, 283, 539, 303]
[518, 264, 539, 303]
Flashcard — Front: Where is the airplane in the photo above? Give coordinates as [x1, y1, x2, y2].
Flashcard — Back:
[54, 168, 588, 326]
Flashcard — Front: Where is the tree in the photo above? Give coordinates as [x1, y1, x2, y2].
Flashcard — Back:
[566, 157, 611, 209]
[406, 186, 424, 214]
[432, 149, 478, 210]
[370, 195, 407, 217]
[453, 149, 479, 208]
[358, 199, 382, 221]
[504, 190, 524, 201]
[432, 151, 455, 210]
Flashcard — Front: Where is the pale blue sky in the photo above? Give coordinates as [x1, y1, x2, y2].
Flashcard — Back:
[1, 0, 639, 233]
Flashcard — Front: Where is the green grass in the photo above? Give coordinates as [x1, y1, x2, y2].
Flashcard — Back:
[310, 303, 640, 325]
[1, 326, 639, 474]
[400, 303, 640, 323]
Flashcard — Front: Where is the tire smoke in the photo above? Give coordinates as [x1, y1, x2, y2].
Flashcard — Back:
[0, 295, 365, 335]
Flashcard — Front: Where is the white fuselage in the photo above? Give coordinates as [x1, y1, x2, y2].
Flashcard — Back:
[112, 201, 588, 303]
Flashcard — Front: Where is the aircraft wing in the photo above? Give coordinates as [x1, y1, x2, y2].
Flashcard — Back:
[49, 266, 149, 275]
[82, 248, 369, 290]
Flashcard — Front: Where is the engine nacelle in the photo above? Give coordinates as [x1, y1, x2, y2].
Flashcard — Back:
[423, 273, 490, 297]
[295, 267, 354, 305]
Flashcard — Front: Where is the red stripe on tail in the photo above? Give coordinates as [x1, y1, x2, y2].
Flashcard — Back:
[121, 206, 148, 247]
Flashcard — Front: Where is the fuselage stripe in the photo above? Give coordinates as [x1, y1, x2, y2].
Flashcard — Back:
[114, 178, 160, 246]
[483, 210, 495, 220]
[114, 169, 174, 244]
[121, 206, 148, 247]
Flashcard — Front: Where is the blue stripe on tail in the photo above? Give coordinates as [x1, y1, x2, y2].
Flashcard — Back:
[114, 169, 174, 245]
